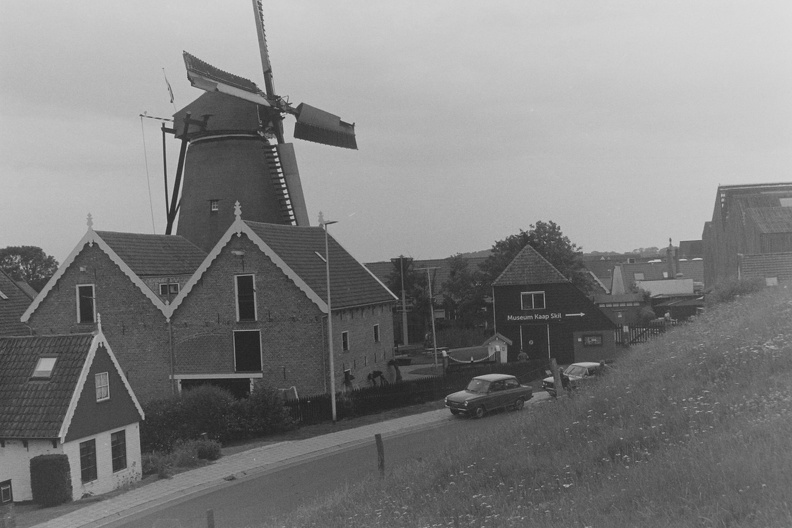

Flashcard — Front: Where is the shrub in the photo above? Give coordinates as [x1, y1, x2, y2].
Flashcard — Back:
[230, 382, 294, 439]
[140, 395, 184, 453]
[30, 454, 72, 506]
[706, 277, 765, 306]
[179, 385, 236, 442]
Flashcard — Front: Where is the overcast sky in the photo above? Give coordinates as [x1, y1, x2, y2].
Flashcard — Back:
[2, 1, 790, 265]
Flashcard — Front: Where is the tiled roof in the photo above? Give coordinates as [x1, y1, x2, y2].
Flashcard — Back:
[745, 207, 792, 234]
[493, 245, 568, 286]
[245, 221, 396, 309]
[0, 270, 34, 336]
[96, 231, 207, 276]
[0, 334, 94, 438]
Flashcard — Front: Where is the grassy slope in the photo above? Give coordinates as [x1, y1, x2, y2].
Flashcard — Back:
[266, 287, 792, 528]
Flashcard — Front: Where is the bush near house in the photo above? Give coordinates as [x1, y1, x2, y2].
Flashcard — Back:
[30, 454, 72, 506]
[706, 277, 766, 306]
[140, 384, 294, 453]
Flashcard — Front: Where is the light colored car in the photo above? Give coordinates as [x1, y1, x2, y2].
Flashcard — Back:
[541, 362, 602, 397]
[444, 373, 533, 418]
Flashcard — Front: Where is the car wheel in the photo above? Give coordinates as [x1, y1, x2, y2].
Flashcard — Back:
[513, 398, 524, 411]
[450, 409, 460, 416]
[474, 406, 486, 419]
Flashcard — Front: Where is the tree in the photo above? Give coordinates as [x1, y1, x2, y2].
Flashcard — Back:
[440, 254, 483, 326]
[0, 245, 59, 292]
[478, 221, 596, 295]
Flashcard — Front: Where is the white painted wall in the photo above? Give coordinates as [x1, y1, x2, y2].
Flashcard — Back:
[63, 423, 142, 500]
[0, 439, 63, 502]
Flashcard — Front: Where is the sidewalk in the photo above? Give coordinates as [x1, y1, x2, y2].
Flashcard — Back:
[30, 408, 453, 528]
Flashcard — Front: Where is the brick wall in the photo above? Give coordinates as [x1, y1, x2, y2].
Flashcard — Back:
[173, 234, 396, 395]
[27, 244, 172, 402]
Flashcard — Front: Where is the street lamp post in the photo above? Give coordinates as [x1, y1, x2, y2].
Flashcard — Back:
[320, 213, 339, 423]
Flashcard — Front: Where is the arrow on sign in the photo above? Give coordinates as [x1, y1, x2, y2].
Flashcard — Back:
[565, 312, 585, 317]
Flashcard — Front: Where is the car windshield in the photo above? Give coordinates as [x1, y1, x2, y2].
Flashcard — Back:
[465, 379, 490, 393]
[565, 365, 589, 377]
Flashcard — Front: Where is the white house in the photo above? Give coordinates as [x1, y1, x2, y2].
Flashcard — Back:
[0, 325, 144, 503]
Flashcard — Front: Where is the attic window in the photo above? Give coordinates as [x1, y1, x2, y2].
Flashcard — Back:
[95, 372, 110, 401]
[159, 283, 180, 296]
[210, 199, 219, 213]
[521, 291, 546, 310]
[31, 357, 57, 379]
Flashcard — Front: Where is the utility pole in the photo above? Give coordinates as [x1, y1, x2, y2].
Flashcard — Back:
[400, 256, 409, 346]
[417, 267, 440, 368]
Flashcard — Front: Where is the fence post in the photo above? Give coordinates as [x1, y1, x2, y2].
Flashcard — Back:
[375, 433, 385, 478]
[550, 358, 565, 398]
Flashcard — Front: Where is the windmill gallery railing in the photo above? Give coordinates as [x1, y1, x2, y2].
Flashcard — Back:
[284, 361, 546, 425]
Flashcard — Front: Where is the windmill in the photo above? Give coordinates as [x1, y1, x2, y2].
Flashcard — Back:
[163, 0, 356, 252]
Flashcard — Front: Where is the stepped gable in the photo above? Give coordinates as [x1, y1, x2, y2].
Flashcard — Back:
[0, 334, 94, 438]
[244, 221, 396, 310]
[95, 231, 207, 277]
[493, 245, 569, 286]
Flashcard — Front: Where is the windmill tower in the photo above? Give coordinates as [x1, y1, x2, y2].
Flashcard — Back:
[165, 1, 356, 252]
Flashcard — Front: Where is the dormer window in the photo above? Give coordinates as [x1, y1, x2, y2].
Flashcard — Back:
[210, 199, 219, 213]
[31, 357, 57, 379]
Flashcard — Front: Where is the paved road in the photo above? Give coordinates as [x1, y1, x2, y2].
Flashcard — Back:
[113, 406, 539, 528]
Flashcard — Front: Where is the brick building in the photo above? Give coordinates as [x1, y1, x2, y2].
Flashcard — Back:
[23, 208, 396, 401]
[703, 183, 792, 287]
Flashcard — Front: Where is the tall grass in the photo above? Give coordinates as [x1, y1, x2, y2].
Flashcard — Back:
[263, 286, 792, 527]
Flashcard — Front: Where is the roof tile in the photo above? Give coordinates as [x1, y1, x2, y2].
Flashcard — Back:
[0, 334, 94, 438]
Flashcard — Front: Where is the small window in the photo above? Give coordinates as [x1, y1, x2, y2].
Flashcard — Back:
[662, 271, 669, 279]
[80, 439, 97, 483]
[342, 331, 350, 352]
[210, 199, 219, 212]
[236, 275, 257, 322]
[373, 324, 380, 343]
[111, 430, 127, 472]
[521, 291, 546, 310]
[95, 372, 110, 401]
[77, 285, 95, 323]
[31, 357, 57, 379]
[633, 273, 645, 281]
[583, 334, 603, 347]
[0, 480, 12, 504]
[159, 283, 180, 296]
[234, 330, 262, 372]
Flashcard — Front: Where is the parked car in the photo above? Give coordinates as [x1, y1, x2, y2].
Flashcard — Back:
[541, 361, 602, 397]
[445, 373, 533, 418]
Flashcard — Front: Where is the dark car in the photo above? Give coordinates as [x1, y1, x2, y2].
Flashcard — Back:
[541, 362, 601, 397]
[445, 373, 533, 418]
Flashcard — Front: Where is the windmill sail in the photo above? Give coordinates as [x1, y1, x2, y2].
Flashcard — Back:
[183, 52, 272, 108]
[294, 104, 357, 150]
